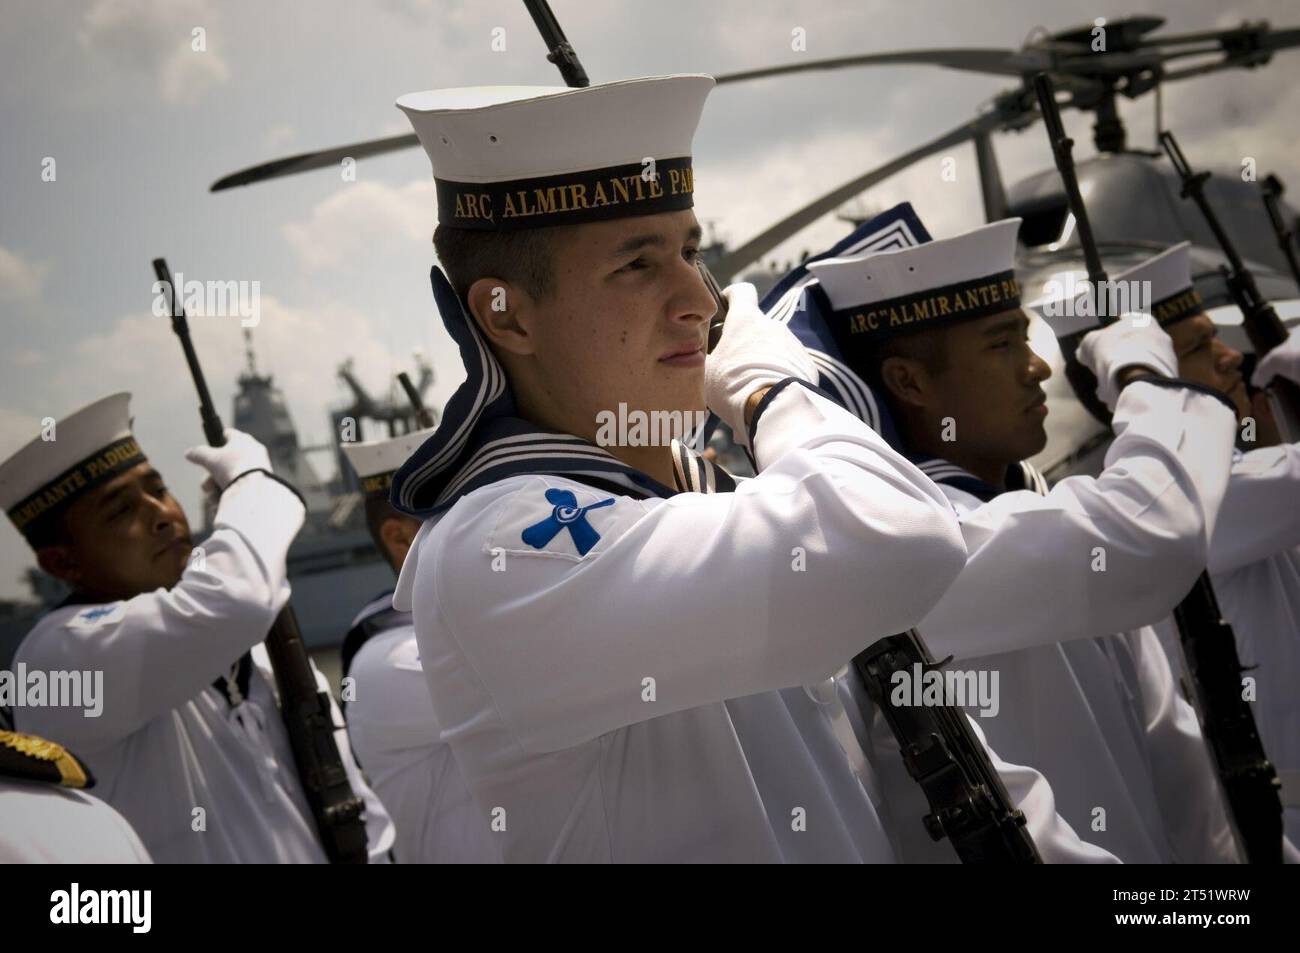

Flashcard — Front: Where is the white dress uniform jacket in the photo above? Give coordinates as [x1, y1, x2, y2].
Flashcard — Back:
[396, 382, 1112, 862]
[0, 780, 152, 863]
[13, 472, 394, 863]
[911, 382, 1241, 863]
[345, 598, 501, 863]
[1154, 439, 1300, 848]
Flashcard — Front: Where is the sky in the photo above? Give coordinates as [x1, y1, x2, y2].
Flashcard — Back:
[2, 0, 1299, 599]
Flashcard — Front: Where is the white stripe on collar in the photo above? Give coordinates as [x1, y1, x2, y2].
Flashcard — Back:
[397, 318, 506, 509]
[809, 350, 881, 433]
[437, 437, 628, 506]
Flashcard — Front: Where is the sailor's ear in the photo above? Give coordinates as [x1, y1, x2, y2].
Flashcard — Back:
[466, 277, 536, 357]
[878, 355, 930, 410]
[379, 515, 421, 571]
[36, 544, 81, 586]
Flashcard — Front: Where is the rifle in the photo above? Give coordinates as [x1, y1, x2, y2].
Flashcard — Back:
[1159, 132, 1300, 441]
[1173, 575, 1285, 861]
[153, 257, 369, 864]
[855, 636, 1041, 863]
[522, 0, 588, 88]
[397, 372, 436, 428]
[1260, 174, 1300, 289]
[519, 0, 1040, 864]
[1035, 76, 1282, 863]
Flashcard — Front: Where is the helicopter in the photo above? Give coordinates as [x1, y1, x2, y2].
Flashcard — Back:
[208, 11, 1300, 478]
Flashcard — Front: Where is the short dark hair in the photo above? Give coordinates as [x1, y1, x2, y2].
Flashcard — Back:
[27, 513, 72, 551]
[433, 225, 569, 302]
[856, 326, 951, 408]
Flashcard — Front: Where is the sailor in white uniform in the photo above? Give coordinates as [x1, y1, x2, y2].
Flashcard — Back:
[771, 210, 1240, 862]
[385, 77, 1113, 863]
[1112, 243, 1300, 851]
[340, 429, 501, 862]
[0, 727, 151, 863]
[0, 393, 394, 863]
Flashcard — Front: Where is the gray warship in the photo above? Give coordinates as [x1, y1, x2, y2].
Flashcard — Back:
[0, 339, 437, 686]
[225, 333, 436, 653]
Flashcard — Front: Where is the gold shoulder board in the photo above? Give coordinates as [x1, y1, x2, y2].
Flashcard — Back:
[0, 729, 92, 788]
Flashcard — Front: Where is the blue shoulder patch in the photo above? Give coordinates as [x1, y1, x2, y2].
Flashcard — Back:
[63, 601, 127, 630]
[521, 488, 615, 557]
[482, 478, 643, 563]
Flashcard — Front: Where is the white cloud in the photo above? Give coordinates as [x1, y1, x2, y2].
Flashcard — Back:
[262, 123, 297, 152]
[159, 40, 230, 106]
[695, 122, 989, 277]
[706, 1, 881, 65]
[377, 0, 487, 29]
[282, 179, 435, 271]
[0, 246, 49, 301]
[380, 114, 416, 136]
[8, 349, 44, 368]
[79, 0, 230, 105]
[41, 294, 422, 489]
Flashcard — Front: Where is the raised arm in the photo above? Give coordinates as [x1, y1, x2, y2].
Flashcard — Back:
[919, 380, 1236, 660]
[15, 433, 305, 750]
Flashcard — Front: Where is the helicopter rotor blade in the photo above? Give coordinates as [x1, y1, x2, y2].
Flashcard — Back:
[1162, 56, 1270, 84]
[1158, 29, 1300, 84]
[210, 133, 420, 192]
[1257, 25, 1300, 50]
[712, 108, 1011, 280]
[209, 23, 1300, 194]
[710, 25, 1300, 90]
[1136, 27, 1244, 47]
[714, 48, 1052, 85]
[1136, 23, 1300, 51]
[212, 49, 1043, 192]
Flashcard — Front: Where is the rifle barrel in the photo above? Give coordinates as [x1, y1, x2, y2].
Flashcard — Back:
[1261, 176, 1300, 288]
[1159, 132, 1247, 275]
[153, 257, 226, 447]
[1033, 73, 1109, 316]
[522, 0, 589, 88]
[398, 372, 435, 429]
[153, 256, 368, 862]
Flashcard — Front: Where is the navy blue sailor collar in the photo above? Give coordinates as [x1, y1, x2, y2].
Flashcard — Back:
[754, 204, 1053, 506]
[911, 456, 1049, 502]
[756, 203, 932, 452]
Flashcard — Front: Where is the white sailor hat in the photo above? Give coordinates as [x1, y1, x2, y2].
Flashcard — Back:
[0, 393, 146, 547]
[341, 427, 438, 501]
[396, 75, 714, 231]
[1112, 241, 1204, 327]
[803, 218, 1023, 362]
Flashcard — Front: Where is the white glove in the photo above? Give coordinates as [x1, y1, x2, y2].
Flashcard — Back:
[184, 428, 273, 490]
[1251, 327, 1300, 388]
[1076, 313, 1178, 411]
[704, 282, 817, 446]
